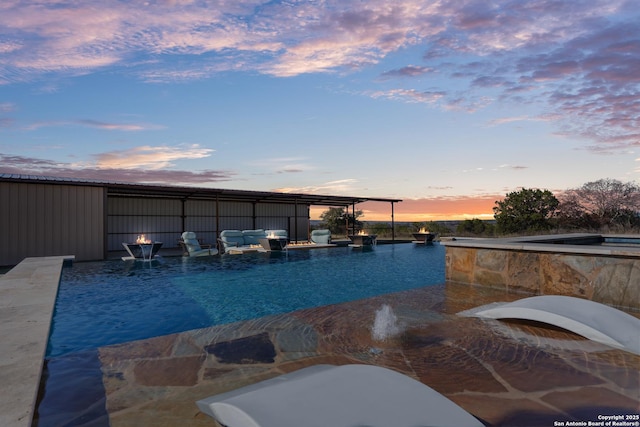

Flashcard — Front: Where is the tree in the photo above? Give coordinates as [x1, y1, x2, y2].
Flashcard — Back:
[368, 222, 392, 237]
[456, 218, 494, 236]
[319, 207, 363, 234]
[557, 179, 640, 231]
[493, 188, 559, 234]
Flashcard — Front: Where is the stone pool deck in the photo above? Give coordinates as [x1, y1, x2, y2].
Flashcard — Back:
[37, 282, 639, 427]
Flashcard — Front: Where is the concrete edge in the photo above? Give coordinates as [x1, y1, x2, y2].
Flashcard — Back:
[0, 255, 74, 427]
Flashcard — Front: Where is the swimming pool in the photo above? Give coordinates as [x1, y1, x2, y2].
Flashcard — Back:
[47, 243, 445, 357]
[36, 241, 640, 427]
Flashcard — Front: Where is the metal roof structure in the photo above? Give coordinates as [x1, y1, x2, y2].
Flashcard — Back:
[0, 174, 402, 207]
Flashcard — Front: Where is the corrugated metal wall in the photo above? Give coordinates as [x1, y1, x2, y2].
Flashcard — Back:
[0, 180, 312, 265]
[254, 203, 309, 239]
[107, 197, 310, 251]
[183, 199, 218, 246]
[107, 197, 183, 250]
[0, 182, 105, 266]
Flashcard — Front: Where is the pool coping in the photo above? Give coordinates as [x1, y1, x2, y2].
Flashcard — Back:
[0, 255, 74, 427]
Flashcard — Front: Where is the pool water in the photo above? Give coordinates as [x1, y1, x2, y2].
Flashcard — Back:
[47, 243, 445, 357]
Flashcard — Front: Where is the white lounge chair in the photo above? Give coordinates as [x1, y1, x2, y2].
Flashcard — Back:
[310, 229, 331, 244]
[196, 364, 484, 427]
[180, 232, 217, 257]
[460, 295, 640, 355]
[218, 230, 266, 254]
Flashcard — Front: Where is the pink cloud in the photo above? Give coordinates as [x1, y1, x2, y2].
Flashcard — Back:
[274, 179, 360, 195]
[0, 152, 233, 185]
[24, 119, 164, 131]
[418, 4, 638, 152]
[94, 145, 214, 170]
[0, 0, 636, 153]
[77, 120, 162, 131]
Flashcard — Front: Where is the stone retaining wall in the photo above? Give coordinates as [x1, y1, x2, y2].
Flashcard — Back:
[444, 234, 640, 311]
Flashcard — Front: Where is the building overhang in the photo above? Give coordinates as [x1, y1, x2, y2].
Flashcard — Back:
[0, 174, 402, 207]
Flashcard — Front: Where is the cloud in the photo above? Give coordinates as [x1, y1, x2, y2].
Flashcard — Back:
[487, 116, 539, 126]
[498, 164, 528, 170]
[77, 120, 163, 131]
[426, 185, 453, 190]
[249, 157, 314, 175]
[24, 119, 164, 131]
[0, 0, 630, 81]
[508, 20, 640, 152]
[94, 144, 214, 170]
[0, 0, 446, 81]
[0, 1, 245, 83]
[380, 65, 432, 78]
[274, 178, 360, 195]
[260, 2, 445, 77]
[0, 102, 15, 113]
[0, 0, 637, 152]
[0, 153, 233, 185]
[370, 88, 446, 104]
[0, 103, 15, 128]
[378, 1, 638, 151]
[443, 95, 492, 113]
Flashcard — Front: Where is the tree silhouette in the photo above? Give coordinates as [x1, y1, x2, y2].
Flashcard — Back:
[493, 188, 559, 234]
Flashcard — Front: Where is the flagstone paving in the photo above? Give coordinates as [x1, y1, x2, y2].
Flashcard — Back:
[34, 282, 638, 427]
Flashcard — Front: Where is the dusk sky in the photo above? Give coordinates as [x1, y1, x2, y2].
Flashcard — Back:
[0, 1, 638, 221]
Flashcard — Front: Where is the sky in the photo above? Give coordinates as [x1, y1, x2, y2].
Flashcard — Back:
[0, 0, 638, 222]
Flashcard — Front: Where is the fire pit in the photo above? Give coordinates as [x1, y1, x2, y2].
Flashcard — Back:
[122, 234, 163, 261]
[412, 228, 437, 244]
[348, 231, 377, 246]
[258, 236, 288, 251]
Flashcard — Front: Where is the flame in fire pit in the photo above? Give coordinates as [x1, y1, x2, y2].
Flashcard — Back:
[136, 234, 151, 244]
[418, 227, 430, 234]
